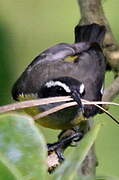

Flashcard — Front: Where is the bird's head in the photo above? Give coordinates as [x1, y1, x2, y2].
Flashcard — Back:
[39, 76, 85, 112]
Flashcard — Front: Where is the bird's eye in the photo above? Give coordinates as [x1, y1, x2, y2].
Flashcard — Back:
[55, 86, 65, 93]
[59, 87, 63, 91]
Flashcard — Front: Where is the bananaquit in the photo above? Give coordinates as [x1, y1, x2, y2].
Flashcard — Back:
[12, 24, 106, 152]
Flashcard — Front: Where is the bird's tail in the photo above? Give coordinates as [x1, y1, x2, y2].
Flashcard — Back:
[75, 23, 106, 45]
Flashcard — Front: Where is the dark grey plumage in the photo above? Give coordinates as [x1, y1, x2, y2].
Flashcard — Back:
[12, 23, 106, 129]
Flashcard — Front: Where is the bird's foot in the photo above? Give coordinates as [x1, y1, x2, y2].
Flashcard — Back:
[47, 128, 84, 173]
[58, 128, 83, 147]
[47, 129, 83, 162]
[47, 142, 64, 163]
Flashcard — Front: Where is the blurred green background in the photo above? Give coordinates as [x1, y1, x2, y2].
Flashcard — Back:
[0, 0, 119, 178]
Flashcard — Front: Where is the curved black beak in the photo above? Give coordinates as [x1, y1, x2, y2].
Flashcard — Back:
[71, 89, 84, 113]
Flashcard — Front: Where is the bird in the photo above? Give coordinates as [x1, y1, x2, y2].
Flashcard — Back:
[12, 23, 106, 156]
[11, 42, 90, 130]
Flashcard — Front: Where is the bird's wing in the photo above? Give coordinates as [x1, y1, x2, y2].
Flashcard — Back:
[12, 42, 90, 98]
[26, 42, 90, 71]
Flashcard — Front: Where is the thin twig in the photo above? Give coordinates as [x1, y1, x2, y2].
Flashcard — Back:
[81, 100, 119, 106]
[0, 97, 119, 115]
[33, 101, 77, 119]
[0, 96, 72, 113]
[82, 99, 119, 125]
[34, 99, 119, 125]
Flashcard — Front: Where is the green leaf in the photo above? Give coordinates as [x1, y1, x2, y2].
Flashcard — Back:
[53, 122, 101, 180]
[0, 113, 47, 180]
[0, 152, 23, 180]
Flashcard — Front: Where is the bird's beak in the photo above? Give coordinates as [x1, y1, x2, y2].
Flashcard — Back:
[71, 90, 84, 114]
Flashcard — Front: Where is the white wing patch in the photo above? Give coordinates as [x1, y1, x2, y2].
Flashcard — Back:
[45, 81, 71, 93]
[79, 83, 85, 94]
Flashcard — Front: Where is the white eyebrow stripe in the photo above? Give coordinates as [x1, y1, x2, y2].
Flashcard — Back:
[45, 81, 71, 93]
[79, 83, 85, 94]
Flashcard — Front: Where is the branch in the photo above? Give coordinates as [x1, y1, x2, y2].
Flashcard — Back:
[76, 0, 119, 177]
[77, 0, 119, 103]
[77, 0, 119, 71]
[102, 75, 119, 102]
